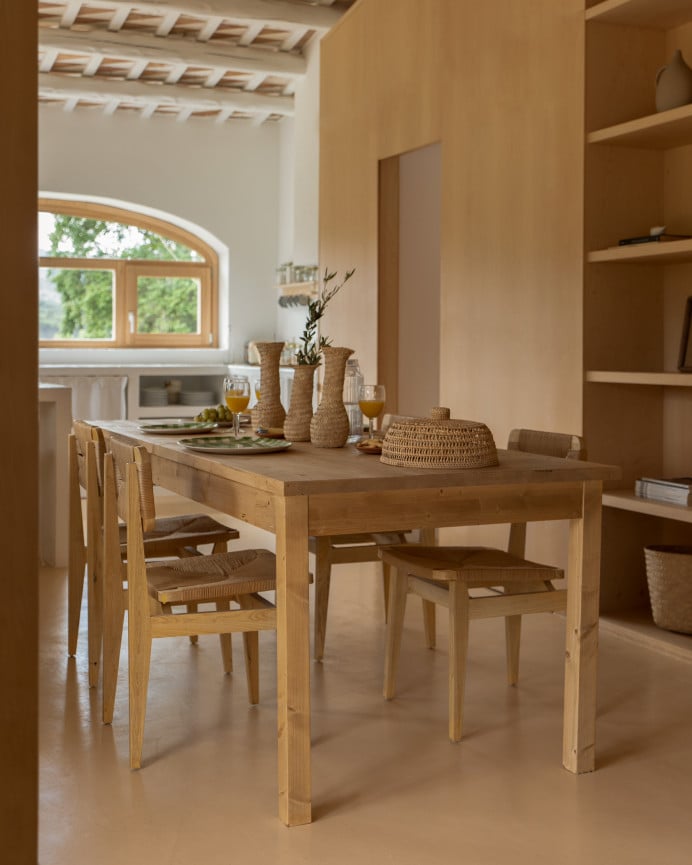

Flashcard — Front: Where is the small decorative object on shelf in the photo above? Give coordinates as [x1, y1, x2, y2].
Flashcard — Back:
[656, 49, 692, 112]
[678, 296, 692, 371]
[309, 346, 354, 448]
[635, 476, 692, 506]
[619, 225, 692, 246]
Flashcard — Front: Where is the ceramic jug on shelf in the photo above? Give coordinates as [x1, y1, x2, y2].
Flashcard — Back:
[656, 49, 692, 112]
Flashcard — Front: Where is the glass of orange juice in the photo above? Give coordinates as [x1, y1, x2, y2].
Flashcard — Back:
[223, 374, 251, 438]
[358, 384, 386, 442]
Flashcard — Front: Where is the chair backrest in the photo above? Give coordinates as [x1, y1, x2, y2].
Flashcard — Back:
[505, 429, 586, 556]
[107, 436, 157, 533]
[507, 428, 586, 461]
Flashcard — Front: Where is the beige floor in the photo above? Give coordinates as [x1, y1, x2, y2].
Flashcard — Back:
[40, 514, 692, 865]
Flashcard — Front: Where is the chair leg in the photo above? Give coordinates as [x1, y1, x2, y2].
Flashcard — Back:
[216, 600, 233, 674]
[187, 603, 199, 644]
[448, 581, 470, 743]
[102, 592, 125, 725]
[505, 614, 522, 686]
[418, 527, 437, 648]
[383, 569, 408, 700]
[67, 546, 85, 658]
[129, 621, 152, 770]
[382, 562, 391, 622]
[87, 558, 103, 689]
[422, 600, 436, 649]
[313, 537, 332, 662]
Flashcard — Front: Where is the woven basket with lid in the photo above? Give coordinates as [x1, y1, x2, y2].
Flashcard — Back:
[380, 407, 498, 469]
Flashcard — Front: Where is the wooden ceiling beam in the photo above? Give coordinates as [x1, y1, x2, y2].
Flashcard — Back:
[38, 70, 295, 115]
[38, 25, 307, 78]
[47, 0, 343, 32]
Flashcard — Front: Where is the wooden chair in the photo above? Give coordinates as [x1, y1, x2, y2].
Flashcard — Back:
[68, 420, 241, 689]
[380, 428, 586, 742]
[310, 413, 435, 661]
[102, 435, 277, 768]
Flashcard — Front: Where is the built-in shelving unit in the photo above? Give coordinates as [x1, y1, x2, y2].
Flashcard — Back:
[585, 0, 692, 651]
[587, 238, 692, 264]
[586, 371, 692, 386]
[279, 281, 318, 298]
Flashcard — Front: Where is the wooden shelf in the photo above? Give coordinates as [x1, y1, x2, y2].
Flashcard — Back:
[599, 609, 692, 664]
[278, 281, 318, 298]
[603, 489, 692, 523]
[586, 370, 692, 385]
[588, 102, 692, 149]
[586, 0, 692, 29]
[588, 238, 692, 263]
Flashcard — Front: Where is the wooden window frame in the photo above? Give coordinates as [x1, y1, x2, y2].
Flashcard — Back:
[39, 199, 218, 349]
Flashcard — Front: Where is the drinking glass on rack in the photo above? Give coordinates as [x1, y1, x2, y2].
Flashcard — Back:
[223, 375, 250, 438]
[358, 384, 386, 442]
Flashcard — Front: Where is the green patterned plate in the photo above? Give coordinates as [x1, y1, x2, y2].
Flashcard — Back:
[178, 435, 292, 455]
[138, 421, 218, 434]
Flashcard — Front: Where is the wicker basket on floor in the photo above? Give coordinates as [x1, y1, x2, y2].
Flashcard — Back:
[380, 407, 498, 469]
[644, 545, 692, 634]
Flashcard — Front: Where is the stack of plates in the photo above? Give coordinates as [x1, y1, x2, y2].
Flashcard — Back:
[180, 390, 217, 406]
[140, 387, 169, 407]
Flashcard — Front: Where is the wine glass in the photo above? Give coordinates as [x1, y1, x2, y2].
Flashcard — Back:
[358, 384, 386, 442]
[223, 375, 250, 438]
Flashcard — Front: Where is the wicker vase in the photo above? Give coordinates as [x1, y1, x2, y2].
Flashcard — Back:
[255, 341, 286, 430]
[284, 363, 317, 442]
[309, 346, 353, 448]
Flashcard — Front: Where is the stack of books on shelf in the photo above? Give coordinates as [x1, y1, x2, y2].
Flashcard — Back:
[634, 477, 692, 506]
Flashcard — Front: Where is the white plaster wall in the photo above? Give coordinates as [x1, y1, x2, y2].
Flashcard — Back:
[39, 107, 281, 365]
[275, 38, 321, 347]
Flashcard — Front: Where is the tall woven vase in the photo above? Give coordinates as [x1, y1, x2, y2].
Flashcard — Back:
[309, 346, 353, 448]
[284, 363, 317, 442]
[256, 341, 286, 430]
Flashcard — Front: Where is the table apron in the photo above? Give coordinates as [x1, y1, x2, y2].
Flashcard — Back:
[151, 458, 277, 532]
[307, 482, 586, 536]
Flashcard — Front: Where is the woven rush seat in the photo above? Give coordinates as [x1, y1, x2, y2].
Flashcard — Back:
[146, 548, 276, 605]
[119, 512, 238, 554]
[381, 545, 564, 587]
[380, 407, 498, 469]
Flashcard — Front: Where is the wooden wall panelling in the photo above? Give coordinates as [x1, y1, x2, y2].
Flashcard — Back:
[320, 0, 584, 569]
[0, 2, 39, 862]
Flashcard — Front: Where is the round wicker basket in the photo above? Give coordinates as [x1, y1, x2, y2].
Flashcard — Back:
[380, 407, 498, 469]
[644, 545, 692, 634]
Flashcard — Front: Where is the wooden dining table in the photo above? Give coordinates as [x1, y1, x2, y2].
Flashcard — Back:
[99, 420, 620, 827]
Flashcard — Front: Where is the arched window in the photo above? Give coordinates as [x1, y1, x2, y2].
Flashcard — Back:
[39, 199, 218, 348]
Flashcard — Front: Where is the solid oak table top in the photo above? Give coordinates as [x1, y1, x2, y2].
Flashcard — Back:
[99, 421, 621, 497]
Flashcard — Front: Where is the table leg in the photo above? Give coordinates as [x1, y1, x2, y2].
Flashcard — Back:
[563, 480, 602, 773]
[275, 495, 312, 826]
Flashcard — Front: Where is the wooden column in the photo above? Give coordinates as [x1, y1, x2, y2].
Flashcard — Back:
[0, 2, 39, 862]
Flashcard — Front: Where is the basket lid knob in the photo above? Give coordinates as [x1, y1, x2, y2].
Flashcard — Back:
[430, 406, 451, 421]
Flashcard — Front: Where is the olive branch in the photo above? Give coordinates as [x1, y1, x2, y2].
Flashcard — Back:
[295, 267, 355, 365]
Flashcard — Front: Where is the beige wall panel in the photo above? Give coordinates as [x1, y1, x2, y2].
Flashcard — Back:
[321, 0, 584, 454]
[439, 0, 584, 448]
[0, 2, 39, 862]
[320, 0, 443, 381]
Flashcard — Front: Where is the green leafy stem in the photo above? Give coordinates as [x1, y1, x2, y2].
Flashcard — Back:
[295, 267, 355, 365]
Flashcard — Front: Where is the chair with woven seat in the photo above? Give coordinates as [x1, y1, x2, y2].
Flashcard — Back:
[311, 413, 436, 661]
[380, 428, 586, 742]
[102, 435, 278, 768]
[69, 420, 241, 688]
